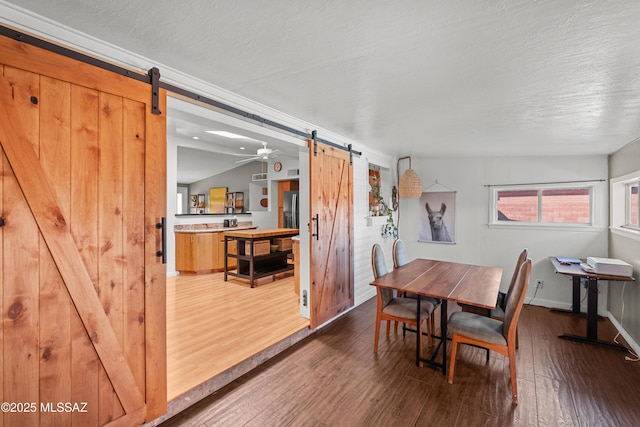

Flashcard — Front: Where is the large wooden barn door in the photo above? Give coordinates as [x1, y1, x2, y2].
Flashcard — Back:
[309, 140, 354, 328]
[0, 37, 166, 426]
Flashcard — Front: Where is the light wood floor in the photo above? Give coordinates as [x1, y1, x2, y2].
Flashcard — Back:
[161, 298, 640, 426]
[167, 272, 309, 400]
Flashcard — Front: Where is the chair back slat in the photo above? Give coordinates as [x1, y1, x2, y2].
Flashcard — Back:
[502, 249, 528, 305]
[372, 244, 393, 306]
[502, 259, 531, 341]
[392, 239, 409, 269]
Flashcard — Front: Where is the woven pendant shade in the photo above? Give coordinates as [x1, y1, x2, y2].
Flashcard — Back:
[399, 168, 422, 198]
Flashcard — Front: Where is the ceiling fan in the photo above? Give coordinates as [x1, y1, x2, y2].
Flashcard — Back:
[234, 141, 279, 164]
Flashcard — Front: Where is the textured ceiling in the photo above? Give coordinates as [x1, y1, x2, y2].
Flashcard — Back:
[6, 0, 640, 158]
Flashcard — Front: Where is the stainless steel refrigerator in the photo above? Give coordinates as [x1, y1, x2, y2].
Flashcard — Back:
[283, 190, 299, 228]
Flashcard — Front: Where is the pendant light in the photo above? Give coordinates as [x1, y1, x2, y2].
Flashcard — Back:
[398, 156, 422, 198]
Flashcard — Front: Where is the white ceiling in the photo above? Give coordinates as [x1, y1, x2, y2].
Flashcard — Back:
[6, 0, 640, 159]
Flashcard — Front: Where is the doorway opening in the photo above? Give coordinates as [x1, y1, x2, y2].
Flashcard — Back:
[165, 96, 311, 402]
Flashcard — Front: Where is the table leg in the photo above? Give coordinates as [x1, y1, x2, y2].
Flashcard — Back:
[441, 299, 448, 375]
[416, 296, 421, 367]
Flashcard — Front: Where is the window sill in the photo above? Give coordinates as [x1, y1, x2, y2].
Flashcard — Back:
[488, 223, 604, 232]
[610, 226, 640, 241]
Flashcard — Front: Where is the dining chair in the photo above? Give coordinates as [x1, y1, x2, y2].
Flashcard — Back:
[392, 238, 441, 347]
[447, 258, 532, 404]
[371, 243, 435, 357]
[459, 248, 528, 357]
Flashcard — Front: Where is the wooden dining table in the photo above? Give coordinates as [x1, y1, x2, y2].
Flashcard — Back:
[370, 258, 503, 374]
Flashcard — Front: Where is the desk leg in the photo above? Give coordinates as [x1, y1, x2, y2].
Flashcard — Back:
[572, 276, 581, 314]
[441, 299, 448, 376]
[586, 277, 598, 340]
[559, 277, 628, 351]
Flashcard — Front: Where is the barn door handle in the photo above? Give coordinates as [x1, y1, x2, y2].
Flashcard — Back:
[0, 217, 4, 227]
[156, 217, 166, 264]
[311, 214, 319, 240]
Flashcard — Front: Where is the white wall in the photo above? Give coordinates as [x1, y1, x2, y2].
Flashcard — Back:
[608, 139, 640, 351]
[398, 155, 610, 313]
[353, 153, 398, 306]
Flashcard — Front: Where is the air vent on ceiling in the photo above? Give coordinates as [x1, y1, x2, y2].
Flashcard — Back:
[252, 173, 267, 181]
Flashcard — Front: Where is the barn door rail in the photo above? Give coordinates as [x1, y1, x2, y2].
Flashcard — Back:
[0, 25, 362, 156]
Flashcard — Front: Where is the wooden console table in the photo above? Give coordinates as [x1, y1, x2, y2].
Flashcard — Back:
[224, 228, 299, 287]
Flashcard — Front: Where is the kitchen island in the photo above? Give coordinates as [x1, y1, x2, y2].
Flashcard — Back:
[174, 225, 256, 274]
[224, 228, 299, 287]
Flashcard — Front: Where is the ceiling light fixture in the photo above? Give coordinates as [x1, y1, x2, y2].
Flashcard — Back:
[192, 136, 199, 140]
[205, 130, 246, 139]
[398, 156, 422, 198]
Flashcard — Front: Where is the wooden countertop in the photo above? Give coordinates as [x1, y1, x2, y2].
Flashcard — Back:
[175, 226, 257, 233]
[224, 228, 299, 239]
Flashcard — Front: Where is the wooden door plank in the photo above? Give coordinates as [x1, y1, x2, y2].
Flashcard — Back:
[0, 82, 145, 416]
[143, 87, 167, 421]
[122, 98, 146, 393]
[0, 38, 150, 104]
[1, 65, 40, 427]
[97, 91, 126, 424]
[38, 75, 72, 427]
[69, 84, 100, 427]
[0, 67, 3, 427]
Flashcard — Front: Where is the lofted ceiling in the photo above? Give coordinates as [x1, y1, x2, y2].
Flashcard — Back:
[5, 0, 640, 159]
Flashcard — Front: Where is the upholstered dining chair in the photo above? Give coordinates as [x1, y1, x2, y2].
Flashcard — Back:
[459, 248, 528, 358]
[392, 239, 441, 347]
[489, 249, 528, 322]
[447, 258, 532, 404]
[371, 243, 435, 357]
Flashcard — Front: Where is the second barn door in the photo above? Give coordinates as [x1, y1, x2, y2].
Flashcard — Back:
[308, 140, 354, 329]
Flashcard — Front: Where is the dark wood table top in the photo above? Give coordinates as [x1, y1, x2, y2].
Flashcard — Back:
[371, 258, 503, 309]
[548, 256, 634, 282]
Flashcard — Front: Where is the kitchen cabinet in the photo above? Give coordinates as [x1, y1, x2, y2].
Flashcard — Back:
[175, 232, 218, 274]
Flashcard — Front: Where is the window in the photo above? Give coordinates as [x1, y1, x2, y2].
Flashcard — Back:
[611, 171, 640, 238]
[625, 180, 639, 229]
[490, 184, 593, 226]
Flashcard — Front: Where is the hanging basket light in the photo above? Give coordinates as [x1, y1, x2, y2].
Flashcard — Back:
[398, 157, 422, 198]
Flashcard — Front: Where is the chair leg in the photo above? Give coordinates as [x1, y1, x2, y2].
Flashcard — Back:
[448, 335, 459, 384]
[385, 320, 390, 337]
[508, 344, 518, 404]
[429, 312, 435, 347]
[418, 319, 424, 361]
[374, 320, 381, 353]
[394, 320, 398, 334]
[486, 348, 490, 361]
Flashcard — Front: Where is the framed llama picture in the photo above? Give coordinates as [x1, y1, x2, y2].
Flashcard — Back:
[419, 191, 456, 244]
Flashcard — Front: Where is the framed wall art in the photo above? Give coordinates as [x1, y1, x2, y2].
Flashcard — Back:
[419, 189, 456, 244]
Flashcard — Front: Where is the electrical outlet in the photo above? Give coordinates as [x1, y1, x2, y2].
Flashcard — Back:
[536, 279, 543, 289]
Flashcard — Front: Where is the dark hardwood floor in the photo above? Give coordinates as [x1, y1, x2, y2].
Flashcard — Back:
[160, 298, 640, 426]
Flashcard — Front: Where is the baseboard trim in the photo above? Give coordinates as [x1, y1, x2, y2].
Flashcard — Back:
[606, 311, 640, 356]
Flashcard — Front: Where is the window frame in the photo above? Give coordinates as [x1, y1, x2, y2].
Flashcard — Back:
[625, 180, 639, 229]
[611, 171, 640, 239]
[489, 182, 595, 229]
